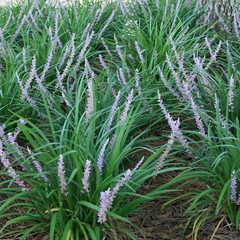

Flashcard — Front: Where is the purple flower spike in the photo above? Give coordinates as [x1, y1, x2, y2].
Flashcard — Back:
[82, 160, 91, 193]
[230, 171, 238, 204]
[58, 154, 68, 196]
[98, 188, 112, 224]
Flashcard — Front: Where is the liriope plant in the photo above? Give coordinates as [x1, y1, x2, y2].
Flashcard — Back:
[157, 35, 240, 236]
[0, 72, 183, 239]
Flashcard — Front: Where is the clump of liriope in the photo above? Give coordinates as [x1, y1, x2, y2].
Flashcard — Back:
[183, 107, 240, 233]
[0, 63, 184, 239]
[160, 37, 240, 234]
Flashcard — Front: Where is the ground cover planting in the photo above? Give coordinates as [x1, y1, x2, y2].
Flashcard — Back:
[0, 0, 240, 239]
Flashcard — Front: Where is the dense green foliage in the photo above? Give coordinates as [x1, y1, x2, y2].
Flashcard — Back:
[0, 0, 240, 239]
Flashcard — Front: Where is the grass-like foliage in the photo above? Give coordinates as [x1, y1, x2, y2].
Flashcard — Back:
[0, 0, 240, 239]
[1, 79, 180, 239]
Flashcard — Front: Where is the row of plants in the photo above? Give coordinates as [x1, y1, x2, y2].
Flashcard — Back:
[0, 0, 240, 239]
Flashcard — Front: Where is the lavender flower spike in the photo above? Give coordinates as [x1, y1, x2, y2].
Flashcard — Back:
[97, 9, 116, 40]
[157, 90, 188, 148]
[190, 96, 206, 137]
[135, 69, 142, 95]
[82, 160, 91, 193]
[85, 58, 95, 80]
[40, 43, 56, 83]
[214, 94, 227, 129]
[112, 165, 140, 201]
[106, 91, 121, 132]
[99, 54, 110, 75]
[0, 140, 28, 191]
[111, 169, 134, 199]
[25, 56, 36, 93]
[98, 161, 141, 224]
[134, 41, 144, 64]
[60, 34, 75, 81]
[75, 31, 94, 71]
[180, 83, 206, 137]
[119, 68, 127, 85]
[0, 124, 6, 138]
[19, 119, 26, 126]
[58, 154, 68, 196]
[56, 69, 70, 107]
[22, 48, 28, 72]
[97, 138, 109, 175]
[120, 89, 134, 124]
[228, 75, 235, 112]
[59, 45, 70, 69]
[98, 188, 112, 223]
[154, 129, 175, 174]
[33, 160, 48, 183]
[81, 23, 91, 41]
[205, 40, 222, 70]
[27, 146, 47, 182]
[85, 78, 94, 124]
[98, 170, 134, 224]
[158, 67, 180, 98]
[166, 53, 184, 97]
[230, 171, 237, 204]
[17, 56, 37, 106]
[101, 38, 113, 59]
[134, 157, 144, 171]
